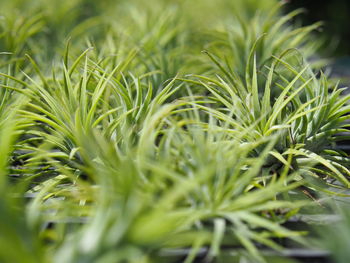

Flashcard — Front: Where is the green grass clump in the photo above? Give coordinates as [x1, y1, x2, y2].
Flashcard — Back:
[0, 0, 349, 262]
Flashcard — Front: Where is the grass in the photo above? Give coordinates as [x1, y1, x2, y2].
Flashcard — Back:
[0, 0, 349, 262]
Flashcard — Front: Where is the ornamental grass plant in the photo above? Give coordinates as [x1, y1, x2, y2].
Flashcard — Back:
[0, 0, 349, 262]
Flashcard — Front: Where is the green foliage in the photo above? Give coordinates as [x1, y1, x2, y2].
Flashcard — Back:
[316, 202, 350, 263]
[0, 0, 349, 262]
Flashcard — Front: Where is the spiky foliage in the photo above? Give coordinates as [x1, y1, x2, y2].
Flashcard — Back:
[0, 0, 349, 263]
[187, 50, 350, 192]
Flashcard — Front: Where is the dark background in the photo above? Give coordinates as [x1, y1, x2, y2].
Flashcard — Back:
[286, 0, 350, 57]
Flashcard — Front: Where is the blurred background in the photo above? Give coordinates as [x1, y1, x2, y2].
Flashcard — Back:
[286, 0, 350, 89]
[287, 0, 350, 57]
